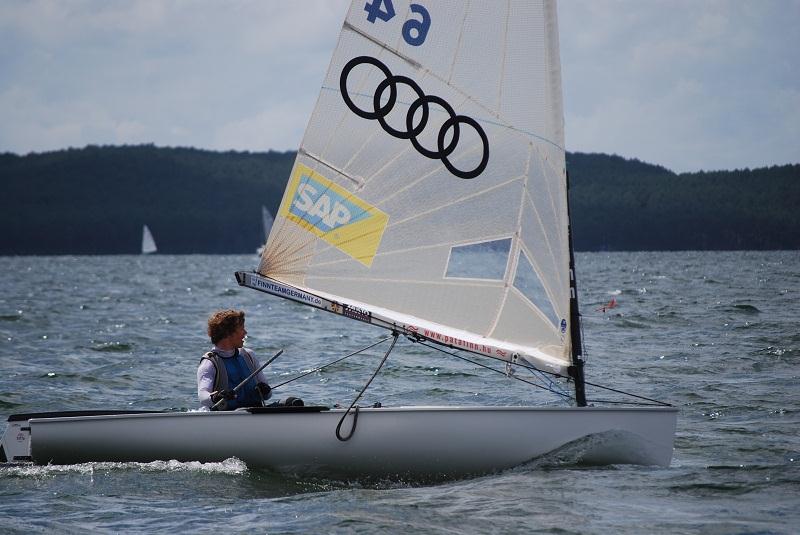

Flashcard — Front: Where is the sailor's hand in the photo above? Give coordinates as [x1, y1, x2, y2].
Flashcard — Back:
[256, 382, 272, 400]
[211, 389, 236, 403]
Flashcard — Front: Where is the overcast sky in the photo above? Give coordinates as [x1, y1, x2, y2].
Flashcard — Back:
[1, 0, 798, 173]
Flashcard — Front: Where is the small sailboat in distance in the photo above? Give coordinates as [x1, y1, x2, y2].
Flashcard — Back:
[141, 224, 157, 255]
[255, 206, 274, 256]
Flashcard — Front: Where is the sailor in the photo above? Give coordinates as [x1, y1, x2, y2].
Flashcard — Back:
[197, 309, 272, 410]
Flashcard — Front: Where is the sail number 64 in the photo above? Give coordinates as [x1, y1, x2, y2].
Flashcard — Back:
[364, 0, 431, 47]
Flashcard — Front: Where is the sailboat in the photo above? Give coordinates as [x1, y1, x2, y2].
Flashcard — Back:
[1, 0, 676, 477]
[255, 205, 274, 256]
[141, 224, 157, 255]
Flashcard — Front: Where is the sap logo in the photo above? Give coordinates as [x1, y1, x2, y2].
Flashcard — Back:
[292, 183, 354, 230]
[281, 164, 389, 266]
[292, 181, 367, 230]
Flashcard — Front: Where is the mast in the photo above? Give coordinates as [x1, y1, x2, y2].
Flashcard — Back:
[565, 170, 587, 407]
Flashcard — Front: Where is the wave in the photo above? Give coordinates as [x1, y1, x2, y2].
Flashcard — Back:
[0, 457, 248, 478]
[0, 399, 23, 409]
[731, 304, 761, 314]
[89, 342, 135, 352]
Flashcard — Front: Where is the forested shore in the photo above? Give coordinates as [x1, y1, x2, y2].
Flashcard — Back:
[1, 145, 797, 254]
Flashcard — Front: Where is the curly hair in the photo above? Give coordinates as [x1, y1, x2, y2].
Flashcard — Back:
[207, 309, 245, 344]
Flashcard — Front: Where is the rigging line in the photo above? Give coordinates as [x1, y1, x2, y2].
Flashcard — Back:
[271, 335, 394, 390]
[415, 337, 672, 407]
[415, 339, 573, 400]
[527, 365, 569, 398]
[336, 332, 399, 441]
[580, 379, 672, 406]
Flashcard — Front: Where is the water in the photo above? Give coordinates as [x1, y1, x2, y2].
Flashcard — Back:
[1, 252, 798, 534]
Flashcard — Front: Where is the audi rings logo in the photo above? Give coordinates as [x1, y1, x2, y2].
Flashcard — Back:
[339, 56, 489, 180]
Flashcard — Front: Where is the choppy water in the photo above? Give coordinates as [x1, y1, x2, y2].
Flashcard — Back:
[1, 252, 798, 534]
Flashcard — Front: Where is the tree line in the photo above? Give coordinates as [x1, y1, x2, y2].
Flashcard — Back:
[1, 144, 797, 254]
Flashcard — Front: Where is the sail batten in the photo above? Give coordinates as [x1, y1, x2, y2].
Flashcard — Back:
[259, 0, 572, 372]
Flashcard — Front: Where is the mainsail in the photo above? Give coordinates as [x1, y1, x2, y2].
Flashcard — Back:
[141, 224, 157, 255]
[258, 0, 570, 374]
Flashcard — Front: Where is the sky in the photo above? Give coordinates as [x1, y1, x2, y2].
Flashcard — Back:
[1, 0, 798, 173]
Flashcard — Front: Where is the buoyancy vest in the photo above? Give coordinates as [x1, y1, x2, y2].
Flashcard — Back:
[201, 348, 263, 411]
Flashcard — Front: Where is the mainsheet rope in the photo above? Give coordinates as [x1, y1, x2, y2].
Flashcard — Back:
[335, 332, 399, 441]
[412, 337, 672, 407]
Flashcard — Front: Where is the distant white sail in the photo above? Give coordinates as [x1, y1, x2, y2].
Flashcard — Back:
[256, 206, 275, 256]
[260, 0, 569, 374]
[141, 224, 157, 254]
[262, 205, 274, 239]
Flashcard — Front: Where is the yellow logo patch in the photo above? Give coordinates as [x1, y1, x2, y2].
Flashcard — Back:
[278, 164, 388, 267]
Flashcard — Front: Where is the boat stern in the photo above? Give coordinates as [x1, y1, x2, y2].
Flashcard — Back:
[1, 415, 32, 463]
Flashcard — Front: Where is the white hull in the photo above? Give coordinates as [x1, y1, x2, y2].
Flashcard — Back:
[3, 406, 677, 478]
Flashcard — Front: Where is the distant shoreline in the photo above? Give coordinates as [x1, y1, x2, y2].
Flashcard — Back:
[1, 145, 798, 254]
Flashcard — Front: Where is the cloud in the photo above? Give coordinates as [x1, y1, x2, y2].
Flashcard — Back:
[0, 0, 349, 153]
[0, 0, 797, 172]
[558, 0, 800, 172]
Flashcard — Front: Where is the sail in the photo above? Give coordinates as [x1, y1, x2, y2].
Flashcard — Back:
[256, 206, 275, 256]
[261, 206, 274, 240]
[259, 0, 570, 374]
[141, 224, 157, 254]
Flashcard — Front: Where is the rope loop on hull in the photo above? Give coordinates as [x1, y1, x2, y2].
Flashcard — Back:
[335, 332, 399, 441]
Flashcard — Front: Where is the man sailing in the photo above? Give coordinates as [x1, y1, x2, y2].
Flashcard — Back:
[197, 309, 272, 410]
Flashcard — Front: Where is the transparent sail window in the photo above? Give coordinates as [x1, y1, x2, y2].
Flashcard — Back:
[514, 251, 559, 328]
[445, 238, 511, 280]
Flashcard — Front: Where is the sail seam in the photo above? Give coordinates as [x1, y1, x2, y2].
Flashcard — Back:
[307, 275, 503, 288]
[496, 0, 511, 111]
[340, 15, 564, 151]
[342, 21, 422, 69]
[304, 174, 524, 262]
[487, 140, 534, 338]
[299, 148, 363, 187]
[447, 0, 470, 84]
[529, 146, 569, 295]
[309, 233, 515, 269]
[522, 180, 564, 321]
